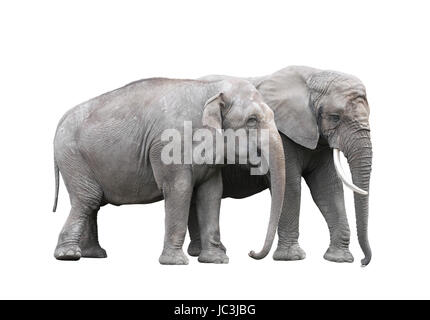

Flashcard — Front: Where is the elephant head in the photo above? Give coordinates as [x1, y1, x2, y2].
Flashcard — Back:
[202, 79, 286, 259]
[254, 66, 372, 266]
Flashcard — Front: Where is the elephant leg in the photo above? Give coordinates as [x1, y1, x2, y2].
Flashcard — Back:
[159, 170, 193, 265]
[54, 161, 103, 261]
[79, 210, 107, 258]
[304, 152, 353, 263]
[54, 203, 95, 260]
[195, 171, 228, 264]
[186, 201, 201, 257]
[273, 173, 306, 261]
[187, 197, 226, 257]
[273, 139, 306, 261]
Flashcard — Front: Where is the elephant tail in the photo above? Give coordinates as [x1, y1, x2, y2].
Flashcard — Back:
[52, 160, 59, 212]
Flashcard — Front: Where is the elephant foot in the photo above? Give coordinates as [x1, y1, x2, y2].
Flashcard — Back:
[187, 240, 201, 257]
[188, 240, 226, 257]
[198, 249, 229, 264]
[324, 246, 354, 263]
[81, 245, 107, 258]
[54, 244, 82, 261]
[273, 244, 306, 261]
[159, 248, 189, 265]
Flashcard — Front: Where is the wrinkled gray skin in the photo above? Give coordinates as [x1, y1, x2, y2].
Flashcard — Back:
[189, 66, 372, 266]
[52, 77, 286, 264]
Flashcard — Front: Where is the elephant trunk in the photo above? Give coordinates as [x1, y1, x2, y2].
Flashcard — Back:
[249, 123, 286, 259]
[342, 129, 373, 266]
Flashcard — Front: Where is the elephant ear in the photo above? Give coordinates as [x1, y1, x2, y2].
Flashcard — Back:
[202, 92, 225, 130]
[256, 69, 319, 149]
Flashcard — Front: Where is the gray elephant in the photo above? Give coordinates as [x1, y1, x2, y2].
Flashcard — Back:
[52, 77, 286, 265]
[188, 66, 372, 266]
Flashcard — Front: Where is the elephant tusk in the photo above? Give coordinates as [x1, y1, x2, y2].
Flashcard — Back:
[333, 149, 368, 195]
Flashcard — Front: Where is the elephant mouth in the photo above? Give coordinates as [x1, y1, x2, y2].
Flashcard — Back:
[247, 148, 264, 168]
[332, 148, 368, 195]
[248, 160, 262, 168]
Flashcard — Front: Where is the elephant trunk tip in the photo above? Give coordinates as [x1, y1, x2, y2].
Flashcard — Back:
[248, 250, 267, 260]
[361, 255, 372, 267]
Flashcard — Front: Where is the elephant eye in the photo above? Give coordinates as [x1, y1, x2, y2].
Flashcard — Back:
[328, 114, 340, 122]
[246, 116, 258, 128]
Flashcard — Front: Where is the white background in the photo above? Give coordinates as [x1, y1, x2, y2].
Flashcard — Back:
[0, 0, 429, 299]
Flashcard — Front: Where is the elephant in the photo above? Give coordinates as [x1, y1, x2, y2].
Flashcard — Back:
[187, 66, 372, 266]
[52, 77, 286, 265]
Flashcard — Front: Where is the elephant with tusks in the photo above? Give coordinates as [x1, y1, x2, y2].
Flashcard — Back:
[188, 66, 373, 266]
